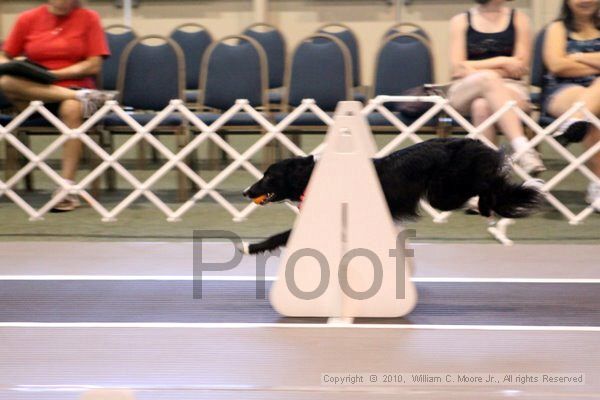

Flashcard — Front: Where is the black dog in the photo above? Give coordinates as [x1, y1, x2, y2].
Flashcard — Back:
[242, 138, 542, 254]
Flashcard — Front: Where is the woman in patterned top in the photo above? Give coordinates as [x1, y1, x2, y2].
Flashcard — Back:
[544, 0, 600, 211]
[448, 0, 546, 177]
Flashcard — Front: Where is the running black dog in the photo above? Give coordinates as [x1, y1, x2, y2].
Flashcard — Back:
[241, 138, 542, 254]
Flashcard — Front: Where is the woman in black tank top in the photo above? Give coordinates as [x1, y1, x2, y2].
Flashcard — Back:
[447, 0, 546, 177]
[466, 8, 516, 60]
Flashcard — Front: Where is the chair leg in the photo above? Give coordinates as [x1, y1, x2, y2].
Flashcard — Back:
[291, 133, 302, 156]
[175, 126, 190, 202]
[5, 142, 19, 187]
[189, 133, 199, 183]
[18, 132, 34, 191]
[90, 130, 102, 199]
[220, 132, 229, 167]
[262, 131, 278, 169]
[81, 143, 90, 164]
[208, 136, 220, 170]
[152, 137, 160, 164]
[436, 116, 451, 138]
[136, 139, 147, 171]
[103, 130, 116, 192]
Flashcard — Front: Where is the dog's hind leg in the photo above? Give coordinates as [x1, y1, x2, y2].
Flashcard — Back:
[241, 230, 291, 255]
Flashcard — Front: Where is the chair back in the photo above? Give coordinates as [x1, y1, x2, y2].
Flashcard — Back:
[317, 23, 361, 87]
[101, 24, 137, 90]
[242, 23, 286, 89]
[383, 22, 431, 43]
[531, 27, 549, 89]
[373, 32, 434, 97]
[284, 33, 352, 111]
[117, 35, 185, 110]
[199, 35, 268, 111]
[170, 24, 213, 91]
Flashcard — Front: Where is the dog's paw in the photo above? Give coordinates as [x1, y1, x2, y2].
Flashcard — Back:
[523, 178, 545, 191]
[236, 241, 251, 255]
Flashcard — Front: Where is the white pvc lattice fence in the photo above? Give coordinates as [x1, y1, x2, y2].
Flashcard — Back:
[1, 96, 598, 244]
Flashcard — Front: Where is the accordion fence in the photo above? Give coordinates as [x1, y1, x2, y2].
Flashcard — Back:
[0, 95, 599, 244]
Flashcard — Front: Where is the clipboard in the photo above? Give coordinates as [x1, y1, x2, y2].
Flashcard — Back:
[0, 60, 57, 84]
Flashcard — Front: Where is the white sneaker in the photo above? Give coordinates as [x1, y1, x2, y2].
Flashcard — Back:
[517, 150, 546, 176]
[76, 89, 115, 118]
[50, 189, 81, 212]
[586, 182, 600, 212]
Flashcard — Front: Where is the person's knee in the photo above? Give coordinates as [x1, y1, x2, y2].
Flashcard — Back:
[470, 70, 503, 90]
[0, 75, 20, 95]
[59, 99, 83, 124]
[471, 98, 491, 118]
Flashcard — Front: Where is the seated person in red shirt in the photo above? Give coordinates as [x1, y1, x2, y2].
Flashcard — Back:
[0, 0, 110, 212]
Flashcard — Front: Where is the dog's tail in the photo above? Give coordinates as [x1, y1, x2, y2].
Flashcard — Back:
[480, 178, 544, 218]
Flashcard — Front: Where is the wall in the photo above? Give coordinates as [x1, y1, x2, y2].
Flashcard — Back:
[1, 0, 565, 84]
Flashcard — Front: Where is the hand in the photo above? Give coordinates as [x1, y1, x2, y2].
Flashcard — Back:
[453, 62, 477, 79]
[49, 69, 67, 79]
[502, 57, 528, 79]
[569, 52, 584, 63]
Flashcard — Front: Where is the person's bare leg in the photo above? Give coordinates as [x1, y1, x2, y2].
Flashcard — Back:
[547, 86, 588, 119]
[58, 100, 84, 181]
[547, 81, 600, 144]
[0, 76, 78, 104]
[449, 71, 544, 174]
[548, 83, 600, 208]
[583, 127, 600, 210]
[583, 126, 600, 177]
[548, 78, 600, 120]
[470, 98, 497, 145]
[449, 71, 527, 138]
[580, 78, 600, 116]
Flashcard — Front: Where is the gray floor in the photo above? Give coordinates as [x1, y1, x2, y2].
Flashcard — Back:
[1, 328, 599, 400]
[1, 242, 599, 400]
[1, 280, 598, 326]
[2, 241, 600, 279]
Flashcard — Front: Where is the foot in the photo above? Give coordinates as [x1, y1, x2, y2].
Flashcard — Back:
[236, 241, 251, 255]
[76, 89, 115, 118]
[516, 149, 546, 176]
[50, 190, 80, 212]
[464, 196, 480, 215]
[586, 182, 600, 213]
[554, 119, 590, 146]
[522, 178, 546, 191]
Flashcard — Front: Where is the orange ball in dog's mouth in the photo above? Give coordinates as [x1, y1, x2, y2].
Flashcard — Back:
[252, 194, 268, 205]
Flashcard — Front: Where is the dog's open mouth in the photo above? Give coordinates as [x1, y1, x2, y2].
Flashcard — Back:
[252, 193, 274, 205]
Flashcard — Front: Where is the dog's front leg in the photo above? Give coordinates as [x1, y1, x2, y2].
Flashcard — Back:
[241, 229, 291, 254]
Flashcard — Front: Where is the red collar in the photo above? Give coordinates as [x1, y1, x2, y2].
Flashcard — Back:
[298, 193, 305, 209]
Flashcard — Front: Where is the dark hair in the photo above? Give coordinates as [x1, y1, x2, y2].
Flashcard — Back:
[558, 0, 600, 32]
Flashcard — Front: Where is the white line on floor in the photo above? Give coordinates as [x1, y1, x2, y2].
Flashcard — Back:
[0, 322, 599, 331]
[1, 275, 600, 284]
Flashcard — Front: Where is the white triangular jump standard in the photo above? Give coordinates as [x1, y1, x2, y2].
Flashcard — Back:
[270, 102, 417, 318]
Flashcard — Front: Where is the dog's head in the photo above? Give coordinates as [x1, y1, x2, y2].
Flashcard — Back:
[243, 155, 316, 205]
